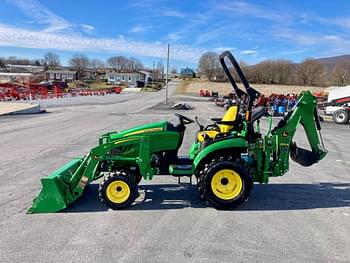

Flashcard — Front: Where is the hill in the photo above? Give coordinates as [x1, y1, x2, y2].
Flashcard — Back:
[314, 54, 350, 69]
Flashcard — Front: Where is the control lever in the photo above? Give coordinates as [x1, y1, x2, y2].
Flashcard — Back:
[195, 116, 204, 131]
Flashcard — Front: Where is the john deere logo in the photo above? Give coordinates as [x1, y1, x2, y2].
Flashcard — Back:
[282, 131, 288, 137]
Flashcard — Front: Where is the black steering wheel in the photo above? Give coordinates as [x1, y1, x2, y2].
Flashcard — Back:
[175, 113, 195, 126]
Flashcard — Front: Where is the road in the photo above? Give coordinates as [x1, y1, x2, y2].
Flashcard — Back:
[0, 80, 349, 262]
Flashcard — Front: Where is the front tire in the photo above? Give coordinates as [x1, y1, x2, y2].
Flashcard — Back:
[99, 172, 138, 209]
[201, 160, 252, 209]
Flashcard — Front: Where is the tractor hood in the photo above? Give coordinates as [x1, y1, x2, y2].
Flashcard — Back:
[107, 121, 170, 140]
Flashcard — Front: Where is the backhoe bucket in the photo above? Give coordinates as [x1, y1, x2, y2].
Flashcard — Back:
[28, 158, 84, 213]
[290, 142, 327, 167]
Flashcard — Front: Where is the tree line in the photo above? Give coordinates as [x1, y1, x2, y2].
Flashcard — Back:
[0, 57, 42, 67]
[198, 51, 350, 87]
[0, 52, 144, 73]
[0, 52, 179, 81]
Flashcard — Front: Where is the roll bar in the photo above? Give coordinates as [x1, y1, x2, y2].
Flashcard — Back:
[219, 51, 261, 138]
[219, 51, 247, 99]
[219, 51, 261, 111]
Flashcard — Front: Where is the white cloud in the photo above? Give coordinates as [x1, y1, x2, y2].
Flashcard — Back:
[240, 50, 257, 55]
[310, 15, 350, 30]
[164, 12, 211, 43]
[215, 1, 291, 22]
[9, 0, 72, 33]
[161, 10, 186, 18]
[195, 26, 230, 45]
[214, 47, 235, 52]
[276, 30, 349, 47]
[333, 17, 350, 29]
[271, 29, 350, 56]
[80, 24, 94, 32]
[0, 23, 205, 62]
[276, 49, 306, 56]
[167, 32, 185, 41]
[129, 25, 153, 33]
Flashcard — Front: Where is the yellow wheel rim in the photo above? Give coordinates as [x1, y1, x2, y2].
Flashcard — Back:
[106, 180, 130, 204]
[211, 169, 243, 200]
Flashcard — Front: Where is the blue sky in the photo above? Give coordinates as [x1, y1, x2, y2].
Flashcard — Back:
[0, 0, 349, 69]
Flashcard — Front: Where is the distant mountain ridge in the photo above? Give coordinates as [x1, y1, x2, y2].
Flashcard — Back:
[314, 55, 350, 68]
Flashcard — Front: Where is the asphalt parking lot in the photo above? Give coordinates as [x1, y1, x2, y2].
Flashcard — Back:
[0, 81, 349, 262]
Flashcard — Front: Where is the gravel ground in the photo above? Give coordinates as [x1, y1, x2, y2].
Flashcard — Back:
[0, 80, 349, 263]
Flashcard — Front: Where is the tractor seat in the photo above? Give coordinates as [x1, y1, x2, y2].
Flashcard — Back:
[197, 106, 239, 142]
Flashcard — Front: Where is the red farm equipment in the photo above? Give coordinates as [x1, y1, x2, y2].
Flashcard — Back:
[255, 93, 298, 116]
[200, 89, 211, 97]
[114, 86, 122, 94]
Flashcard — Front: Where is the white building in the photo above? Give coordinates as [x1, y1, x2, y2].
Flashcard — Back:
[45, 70, 77, 82]
[106, 71, 150, 87]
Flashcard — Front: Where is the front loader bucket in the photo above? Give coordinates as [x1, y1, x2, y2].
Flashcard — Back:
[28, 158, 84, 213]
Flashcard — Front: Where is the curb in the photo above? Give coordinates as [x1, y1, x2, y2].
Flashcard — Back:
[0, 103, 45, 116]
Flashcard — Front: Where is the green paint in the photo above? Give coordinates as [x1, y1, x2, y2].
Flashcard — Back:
[193, 138, 248, 169]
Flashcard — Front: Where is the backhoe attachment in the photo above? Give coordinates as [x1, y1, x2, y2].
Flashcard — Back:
[272, 91, 327, 169]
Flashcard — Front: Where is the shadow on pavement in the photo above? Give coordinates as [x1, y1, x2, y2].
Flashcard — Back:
[64, 182, 350, 213]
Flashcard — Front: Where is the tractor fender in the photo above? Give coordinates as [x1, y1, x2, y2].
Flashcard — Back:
[193, 138, 248, 173]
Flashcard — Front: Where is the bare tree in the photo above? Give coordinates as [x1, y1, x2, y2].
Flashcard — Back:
[332, 62, 350, 86]
[156, 61, 164, 80]
[44, 52, 60, 69]
[274, 60, 293, 84]
[69, 54, 90, 80]
[262, 60, 278, 84]
[107, 57, 119, 71]
[34, 60, 42, 66]
[250, 62, 268, 83]
[8, 56, 17, 62]
[198, 52, 220, 81]
[107, 56, 130, 72]
[237, 60, 256, 83]
[90, 59, 105, 70]
[296, 59, 324, 86]
[170, 68, 177, 74]
[89, 59, 105, 80]
[129, 57, 143, 71]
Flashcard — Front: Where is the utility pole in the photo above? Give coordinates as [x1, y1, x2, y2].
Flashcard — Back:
[152, 60, 155, 86]
[165, 44, 170, 105]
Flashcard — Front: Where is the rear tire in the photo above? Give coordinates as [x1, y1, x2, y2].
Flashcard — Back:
[333, 109, 349, 124]
[99, 171, 138, 210]
[201, 160, 252, 209]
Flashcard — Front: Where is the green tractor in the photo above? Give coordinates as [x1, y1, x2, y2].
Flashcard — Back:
[29, 51, 327, 213]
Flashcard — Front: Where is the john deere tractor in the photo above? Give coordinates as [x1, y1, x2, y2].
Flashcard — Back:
[29, 51, 327, 213]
